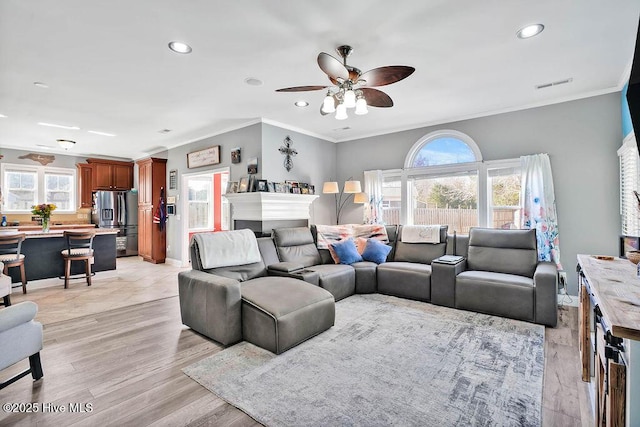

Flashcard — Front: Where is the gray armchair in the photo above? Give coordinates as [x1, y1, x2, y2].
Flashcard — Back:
[454, 228, 558, 327]
[0, 301, 44, 389]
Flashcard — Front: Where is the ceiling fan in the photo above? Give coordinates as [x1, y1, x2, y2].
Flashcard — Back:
[276, 45, 415, 120]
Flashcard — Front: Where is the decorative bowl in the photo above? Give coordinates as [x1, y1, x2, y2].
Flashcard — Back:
[626, 250, 640, 264]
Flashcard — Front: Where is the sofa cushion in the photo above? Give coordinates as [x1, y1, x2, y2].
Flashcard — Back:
[306, 264, 355, 301]
[351, 261, 377, 294]
[377, 262, 432, 302]
[456, 270, 534, 322]
[361, 239, 392, 264]
[393, 225, 448, 264]
[241, 277, 335, 354]
[273, 227, 322, 267]
[467, 228, 538, 278]
[330, 238, 363, 265]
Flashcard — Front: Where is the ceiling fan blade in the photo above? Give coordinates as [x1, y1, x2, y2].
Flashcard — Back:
[359, 66, 415, 87]
[275, 85, 328, 92]
[360, 88, 393, 107]
[317, 52, 349, 81]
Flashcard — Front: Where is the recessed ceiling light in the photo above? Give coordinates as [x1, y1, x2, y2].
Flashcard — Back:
[33, 82, 49, 88]
[168, 41, 192, 54]
[38, 122, 80, 130]
[295, 101, 309, 107]
[88, 130, 116, 136]
[517, 24, 544, 39]
[244, 77, 263, 86]
[0, 114, 6, 118]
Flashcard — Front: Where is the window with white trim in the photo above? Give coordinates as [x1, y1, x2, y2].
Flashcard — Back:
[1, 163, 76, 212]
[377, 130, 521, 230]
[619, 135, 640, 236]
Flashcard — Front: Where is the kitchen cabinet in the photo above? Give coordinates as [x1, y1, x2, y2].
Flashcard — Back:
[76, 163, 93, 208]
[87, 158, 134, 190]
[136, 157, 167, 264]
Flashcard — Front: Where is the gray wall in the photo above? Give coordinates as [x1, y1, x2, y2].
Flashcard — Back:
[164, 124, 262, 261]
[261, 123, 337, 225]
[337, 93, 623, 295]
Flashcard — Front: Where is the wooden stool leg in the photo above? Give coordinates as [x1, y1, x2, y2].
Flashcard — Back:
[20, 262, 27, 294]
[64, 259, 71, 289]
[85, 258, 92, 287]
[2, 295, 10, 306]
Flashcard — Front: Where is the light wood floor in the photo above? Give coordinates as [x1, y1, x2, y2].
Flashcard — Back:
[0, 258, 591, 426]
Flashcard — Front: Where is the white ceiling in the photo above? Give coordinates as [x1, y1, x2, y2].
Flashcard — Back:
[1, 1, 639, 160]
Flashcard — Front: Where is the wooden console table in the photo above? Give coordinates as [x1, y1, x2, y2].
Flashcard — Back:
[577, 254, 640, 426]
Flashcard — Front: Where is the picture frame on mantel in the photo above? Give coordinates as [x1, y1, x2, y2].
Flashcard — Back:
[187, 145, 220, 168]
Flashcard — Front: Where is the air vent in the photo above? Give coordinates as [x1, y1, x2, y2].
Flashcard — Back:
[332, 126, 351, 131]
[535, 78, 573, 90]
[158, 129, 172, 134]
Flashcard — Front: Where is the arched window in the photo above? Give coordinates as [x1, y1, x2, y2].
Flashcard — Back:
[404, 130, 482, 168]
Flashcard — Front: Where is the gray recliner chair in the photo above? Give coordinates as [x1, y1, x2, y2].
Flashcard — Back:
[272, 227, 356, 301]
[0, 301, 44, 389]
[454, 228, 558, 327]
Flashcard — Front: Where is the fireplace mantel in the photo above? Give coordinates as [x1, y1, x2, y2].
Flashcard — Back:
[224, 192, 319, 222]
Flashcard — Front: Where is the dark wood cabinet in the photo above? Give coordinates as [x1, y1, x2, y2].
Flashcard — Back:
[136, 157, 167, 264]
[87, 158, 134, 190]
[76, 163, 93, 208]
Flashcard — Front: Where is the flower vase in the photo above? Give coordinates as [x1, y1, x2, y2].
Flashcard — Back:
[41, 216, 50, 233]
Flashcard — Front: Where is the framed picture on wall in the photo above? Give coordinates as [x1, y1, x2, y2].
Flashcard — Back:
[187, 145, 220, 168]
[247, 157, 258, 174]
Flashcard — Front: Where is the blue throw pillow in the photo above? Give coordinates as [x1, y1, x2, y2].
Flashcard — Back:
[361, 238, 392, 264]
[330, 238, 363, 265]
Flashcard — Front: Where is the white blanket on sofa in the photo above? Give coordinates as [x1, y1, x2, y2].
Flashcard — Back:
[401, 225, 442, 243]
[193, 229, 261, 269]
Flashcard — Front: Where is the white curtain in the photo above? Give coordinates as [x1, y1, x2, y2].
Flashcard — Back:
[363, 170, 384, 224]
[520, 153, 562, 269]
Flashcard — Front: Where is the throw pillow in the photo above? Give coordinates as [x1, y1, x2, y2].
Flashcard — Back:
[361, 238, 393, 264]
[330, 238, 363, 265]
[355, 237, 368, 254]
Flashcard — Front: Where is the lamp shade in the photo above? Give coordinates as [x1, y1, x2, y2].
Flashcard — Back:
[353, 192, 368, 203]
[322, 181, 339, 194]
[343, 180, 361, 193]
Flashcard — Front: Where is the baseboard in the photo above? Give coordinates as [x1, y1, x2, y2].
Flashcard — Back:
[164, 257, 184, 267]
[557, 293, 579, 307]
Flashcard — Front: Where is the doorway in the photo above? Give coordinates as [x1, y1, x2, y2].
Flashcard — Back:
[180, 167, 230, 266]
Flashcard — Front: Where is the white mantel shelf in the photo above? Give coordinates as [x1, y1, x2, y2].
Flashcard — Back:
[224, 192, 319, 221]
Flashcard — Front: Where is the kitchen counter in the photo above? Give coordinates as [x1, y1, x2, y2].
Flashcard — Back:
[5, 227, 117, 239]
[4, 228, 117, 283]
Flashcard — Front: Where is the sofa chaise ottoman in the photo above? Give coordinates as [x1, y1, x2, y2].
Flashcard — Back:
[178, 229, 335, 353]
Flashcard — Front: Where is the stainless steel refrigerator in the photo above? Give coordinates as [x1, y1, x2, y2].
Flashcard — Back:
[92, 190, 138, 257]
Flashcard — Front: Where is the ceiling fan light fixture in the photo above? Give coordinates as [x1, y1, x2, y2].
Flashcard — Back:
[322, 93, 336, 113]
[57, 139, 76, 150]
[335, 103, 348, 120]
[355, 96, 368, 115]
[343, 89, 356, 108]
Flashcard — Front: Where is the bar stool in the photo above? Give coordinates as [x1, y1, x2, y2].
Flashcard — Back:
[61, 231, 95, 288]
[0, 233, 27, 294]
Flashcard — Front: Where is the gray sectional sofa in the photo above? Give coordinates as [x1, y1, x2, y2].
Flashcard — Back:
[178, 225, 558, 354]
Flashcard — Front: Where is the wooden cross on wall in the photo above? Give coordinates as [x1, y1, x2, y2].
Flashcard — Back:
[278, 136, 298, 172]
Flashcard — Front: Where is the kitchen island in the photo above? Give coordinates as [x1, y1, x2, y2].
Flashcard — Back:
[2, 228, 118, 284]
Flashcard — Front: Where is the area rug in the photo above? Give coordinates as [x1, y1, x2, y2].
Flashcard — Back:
[184, 294, 544, 426]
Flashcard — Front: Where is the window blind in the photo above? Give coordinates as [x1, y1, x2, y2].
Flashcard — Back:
[618, 137, 640, 236]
